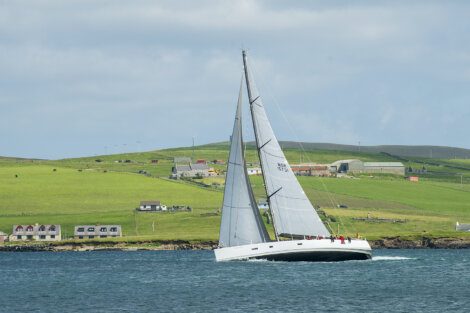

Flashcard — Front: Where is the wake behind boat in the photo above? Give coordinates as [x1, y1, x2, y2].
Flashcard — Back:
[214, 51, 371, 262]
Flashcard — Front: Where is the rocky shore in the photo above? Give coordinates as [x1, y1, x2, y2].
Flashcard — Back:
[0, 240, 218, 252]
[370, 237, 470, 249]
[1, 237, 470, 252]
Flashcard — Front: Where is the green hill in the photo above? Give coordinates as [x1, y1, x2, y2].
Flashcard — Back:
[1, 142, 470, 243]
[274, 141, 470, 159]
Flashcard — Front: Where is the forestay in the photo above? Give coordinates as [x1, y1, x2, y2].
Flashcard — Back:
[242, 51, 330, 238]
[218, 79, 270, 248]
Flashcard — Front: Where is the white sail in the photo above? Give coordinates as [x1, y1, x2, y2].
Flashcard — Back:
[242, 51, 330, 238]
[218, 79, 270, 248]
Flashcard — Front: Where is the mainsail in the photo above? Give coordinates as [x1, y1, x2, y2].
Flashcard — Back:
[242, 51, 331, 238]
[218, 79, 270, 248]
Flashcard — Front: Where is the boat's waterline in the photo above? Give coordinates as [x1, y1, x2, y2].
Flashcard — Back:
[214, 239, 372, 262]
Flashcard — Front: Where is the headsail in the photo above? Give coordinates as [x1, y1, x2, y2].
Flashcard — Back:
[218, 78, 271, 248]
[242, 51, 331, 238]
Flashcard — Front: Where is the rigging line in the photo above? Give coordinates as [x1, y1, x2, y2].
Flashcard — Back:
[250, 57, 347, 233]
[249, 59, 340, 205]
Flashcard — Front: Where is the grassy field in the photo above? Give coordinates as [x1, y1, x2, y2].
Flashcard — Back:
[1, 144, 470, 242]
[247, 175, 470, 240]
[0, 164, 223, 240]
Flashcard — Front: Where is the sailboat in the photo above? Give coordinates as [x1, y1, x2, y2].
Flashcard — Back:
[214, 51, 372, 262]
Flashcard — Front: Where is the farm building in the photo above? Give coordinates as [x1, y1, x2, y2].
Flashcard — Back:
[290, 164, 333, 176]
[0, 231, 7, 243]
[137, 200, 167, 211]
[171, 163, 216, 178]
[456, 222, 470, 232]
[330, 159, 364, 173]
[74, 225, 122, 239]
[363, 162, 405, 175]
[247, 167, 262, 175]
[10, 224, 61, 241]
[330, 160, 405, 175]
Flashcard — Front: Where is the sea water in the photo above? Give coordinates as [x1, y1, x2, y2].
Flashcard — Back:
[0, 249, 468, 312]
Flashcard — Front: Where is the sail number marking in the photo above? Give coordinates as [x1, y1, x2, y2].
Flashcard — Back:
[277, 163, 288, 172]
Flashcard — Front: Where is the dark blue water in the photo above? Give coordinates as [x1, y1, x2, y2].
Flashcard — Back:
[0, 249, 468, 312]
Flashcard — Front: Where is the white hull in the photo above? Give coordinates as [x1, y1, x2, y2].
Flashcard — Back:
[214, 239, 372, 262]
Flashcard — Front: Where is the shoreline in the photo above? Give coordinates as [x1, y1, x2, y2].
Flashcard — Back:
[2, 237, 470, 252]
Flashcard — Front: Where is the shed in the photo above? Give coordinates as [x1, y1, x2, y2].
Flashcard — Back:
[456, 222, 470, 232]
[0, 231, 7, 243]
[247, 167, 262, 175]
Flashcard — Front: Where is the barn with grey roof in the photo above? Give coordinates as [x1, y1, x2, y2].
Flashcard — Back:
[330, 159, 405, 175]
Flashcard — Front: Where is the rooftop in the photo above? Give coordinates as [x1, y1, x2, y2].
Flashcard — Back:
[364, 162, 405, 167]
[175, 163, 209, 171]
[140, 200, 161, 206]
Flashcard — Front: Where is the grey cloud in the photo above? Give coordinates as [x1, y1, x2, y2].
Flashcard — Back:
[1, 0, 470, 158]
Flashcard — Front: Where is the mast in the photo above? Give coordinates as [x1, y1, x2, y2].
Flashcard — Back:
[242, 50, 280, 241]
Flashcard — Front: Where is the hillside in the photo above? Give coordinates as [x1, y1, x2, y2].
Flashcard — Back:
[0, 164, 225, 241]
[274, 142, 470, 159]
[1, 142, 470, 243]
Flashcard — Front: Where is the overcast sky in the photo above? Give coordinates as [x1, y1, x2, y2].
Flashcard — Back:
[1, 0, 470, 159]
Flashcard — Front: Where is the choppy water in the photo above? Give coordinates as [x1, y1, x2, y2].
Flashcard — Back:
[0, 249, 469, 312]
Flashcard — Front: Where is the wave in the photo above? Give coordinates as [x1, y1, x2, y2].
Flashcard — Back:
[372, 256, 416, 261]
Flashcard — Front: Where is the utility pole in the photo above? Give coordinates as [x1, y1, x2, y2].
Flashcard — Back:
[192, 137, 195, 161]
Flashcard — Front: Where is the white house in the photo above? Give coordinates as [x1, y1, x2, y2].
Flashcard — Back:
[137, 200, 167, 211]
[247, 167, 262, 175]
[74, 225, 122, 239]
[10, 224, 61, 241]
[172, 163, 216, 178]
